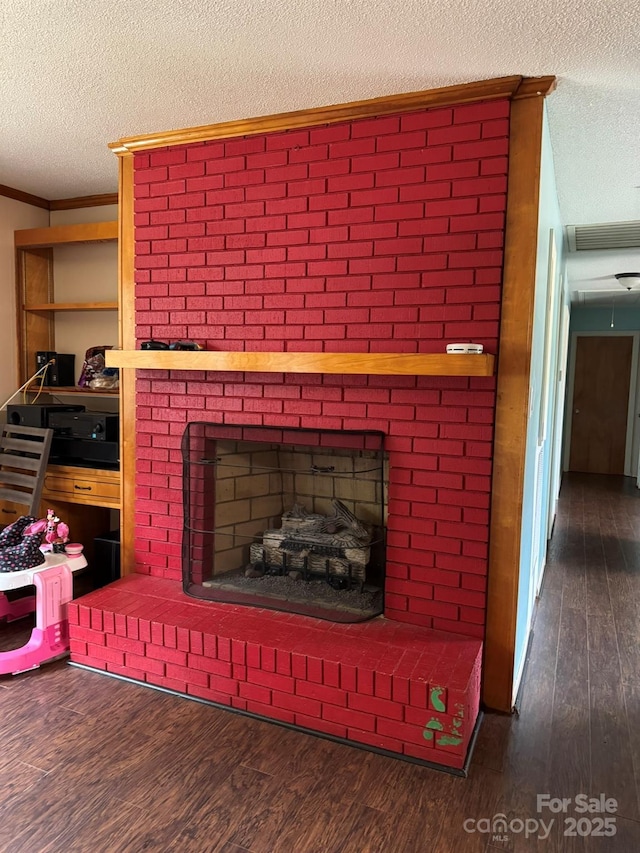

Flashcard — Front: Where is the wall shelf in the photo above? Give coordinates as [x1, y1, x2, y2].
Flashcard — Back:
[30, 386, 120, 397]
[106, 349, 495, 377]
[14, 220, 118, 248]
[23, 301, 118, 312]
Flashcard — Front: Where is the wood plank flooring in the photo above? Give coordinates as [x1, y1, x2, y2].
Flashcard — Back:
[1, 473, 639, 852]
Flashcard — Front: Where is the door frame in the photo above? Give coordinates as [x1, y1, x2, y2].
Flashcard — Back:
[563, 331, 640, 476]
[548, 300, 570, 533]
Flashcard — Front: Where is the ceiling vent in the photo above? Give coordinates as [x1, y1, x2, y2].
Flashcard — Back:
[566, 221, 640, 252]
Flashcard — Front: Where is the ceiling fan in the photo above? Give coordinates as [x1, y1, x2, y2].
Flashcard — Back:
[614, 272, 640, 290]
[571, 271, 640, 312]
[575, 271, 640, 286]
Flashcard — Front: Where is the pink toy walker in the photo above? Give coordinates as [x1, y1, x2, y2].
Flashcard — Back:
[0, 551, 87, 676]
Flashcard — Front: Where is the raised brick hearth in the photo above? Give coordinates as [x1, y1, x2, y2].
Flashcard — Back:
[70, 96, 509, 770]
[70, 574, 482, 770]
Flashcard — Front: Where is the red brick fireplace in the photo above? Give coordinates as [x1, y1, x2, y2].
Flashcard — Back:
[70, 93, 510, 772]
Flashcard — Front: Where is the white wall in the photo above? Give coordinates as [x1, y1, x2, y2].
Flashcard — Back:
[0, 196, 49, 410]
[49, 204, 118, 227]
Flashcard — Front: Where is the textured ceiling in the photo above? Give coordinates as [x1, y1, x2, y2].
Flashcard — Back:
[1, 1, 639, 235]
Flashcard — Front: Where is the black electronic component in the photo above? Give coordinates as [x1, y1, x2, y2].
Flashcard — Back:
[48, 411, 119, 442]
[169, 341, 202, 351]
[93, 530, 121, 587]
[35, 351, 76, 386]
[49, 437, 119, 469]
[141, 340, 169, 350]
[6, 403, 85, 428]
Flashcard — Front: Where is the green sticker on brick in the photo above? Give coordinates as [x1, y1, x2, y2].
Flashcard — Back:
[437, 734, 463, 747]
[423, 717, 444, 739]
[430, 687, 446, 712]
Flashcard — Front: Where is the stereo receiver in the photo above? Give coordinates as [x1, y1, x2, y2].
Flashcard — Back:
[47, 411, 119, 442]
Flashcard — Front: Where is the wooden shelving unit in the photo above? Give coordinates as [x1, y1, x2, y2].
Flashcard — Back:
[9, 219, 122, 565]
[15, 220, 118, 389]
[107, 349, 495, 377]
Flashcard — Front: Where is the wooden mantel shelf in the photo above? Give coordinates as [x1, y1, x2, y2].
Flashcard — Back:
[106, 349, 495, 377]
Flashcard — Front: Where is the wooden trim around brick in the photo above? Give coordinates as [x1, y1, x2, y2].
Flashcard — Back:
[513, 76, 557, 100]
[118, 154, 136, 577]
[109, 76, 555, 154]
[483, 94, 546, 713]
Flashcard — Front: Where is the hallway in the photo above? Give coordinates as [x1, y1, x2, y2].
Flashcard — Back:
[0, 474, 639, 851]
[475, 472, 640, 850]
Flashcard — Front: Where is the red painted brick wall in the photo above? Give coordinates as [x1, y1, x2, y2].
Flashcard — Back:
[131, 99, 510, 640]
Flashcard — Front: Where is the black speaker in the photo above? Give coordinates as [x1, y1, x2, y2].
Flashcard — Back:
[35, 351, 76, 387]
[7, 403, 85, 428]
[93, 530, 121, 587]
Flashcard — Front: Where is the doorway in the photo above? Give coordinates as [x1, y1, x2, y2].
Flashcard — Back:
[567, 334, 637, 475]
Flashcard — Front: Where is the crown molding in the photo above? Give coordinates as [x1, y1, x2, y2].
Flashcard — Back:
[0, 186, 119, 211]
[109, 75, 556, 155]
[0, 183, 49, 210]
[49, 193, 118, 210]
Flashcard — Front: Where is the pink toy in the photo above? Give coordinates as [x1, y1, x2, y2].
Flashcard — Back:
[25, 510, 70, 545]
[42, 509, 69, 550]
[0, 551, 87, 675]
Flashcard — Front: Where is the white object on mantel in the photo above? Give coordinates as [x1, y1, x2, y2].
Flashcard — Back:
[446, 343, 484, 354]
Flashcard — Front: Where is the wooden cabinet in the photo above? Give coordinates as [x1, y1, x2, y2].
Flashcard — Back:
[42, 465, 120, 510]
[14, 220, 118, 392]
[0, 465, 120, 563]
[42, 465, 120, 564]
[0, 499, 30, 527]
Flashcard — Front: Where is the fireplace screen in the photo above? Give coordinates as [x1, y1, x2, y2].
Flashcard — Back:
[182, 423, 386, 622]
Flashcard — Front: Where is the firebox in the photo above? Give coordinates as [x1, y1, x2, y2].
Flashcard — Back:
[182, 423, 387, 622]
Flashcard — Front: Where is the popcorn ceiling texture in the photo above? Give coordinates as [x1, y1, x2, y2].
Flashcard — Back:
[2, 0, 639, 227]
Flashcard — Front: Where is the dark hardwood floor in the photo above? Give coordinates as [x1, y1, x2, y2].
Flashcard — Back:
[1, 473, 639, 852]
